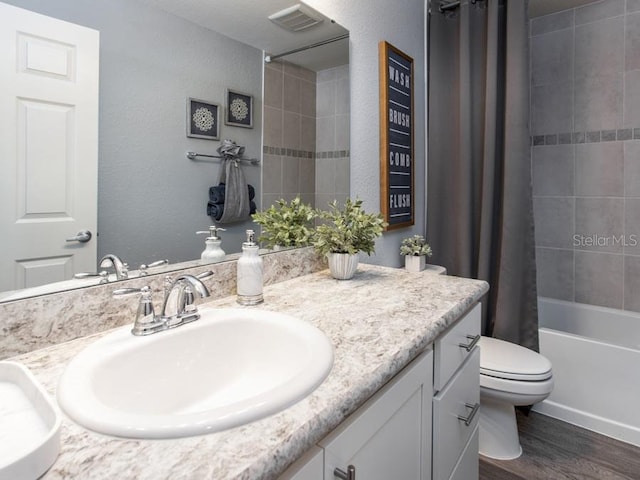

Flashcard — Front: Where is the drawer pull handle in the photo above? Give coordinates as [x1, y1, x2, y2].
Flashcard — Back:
[458, 334, 480, 352]
[458, 402, 480, 426]
[334, 465, 356, 480]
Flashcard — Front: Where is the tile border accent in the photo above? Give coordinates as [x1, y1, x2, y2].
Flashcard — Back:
[263, 145, 351, 159]
[531, 128, 640, 146]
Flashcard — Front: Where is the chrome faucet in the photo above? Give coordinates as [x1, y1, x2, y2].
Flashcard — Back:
[113, 271, 212, 336]
[161, 274, 211, 326]
[100, 254, 129, 280]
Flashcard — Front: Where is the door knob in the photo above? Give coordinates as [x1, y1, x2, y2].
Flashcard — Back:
[66, 230, 92, 243]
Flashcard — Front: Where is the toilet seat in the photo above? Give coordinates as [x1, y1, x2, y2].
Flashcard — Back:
[479, 336, 552, 381]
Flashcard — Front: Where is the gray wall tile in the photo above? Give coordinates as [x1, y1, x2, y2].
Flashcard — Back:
[575, 197, 624, 253]
[630, 0, 640, 13]
[575, 17, 623, 79]
[575, 0, 625, 24]
[624, 198, 640, 255]
[531, 82, 573, 135]
[263, 106, 283, 148]
[574, 74, 623, 131]
[534, 197, 575, 248]
[624, 255, 640, 311]
[575, 142, 624, 196]
[299, 80, 316, 118]
[300, 115, 316, 152]
[531, 9, 574, 36]
[264, 65, 283, 109]
[625, 141, 640, 196]
[575, 251, 623, 308]
[532, 145, 574, 196]
[283, 74, 300, 114]
[316, 80, 336, 117]
[282, 111, 300, 150]
[536, 247, 575, 301]
[262, 155, 282, 195]
[624, 70, 640, 126]
[281, 156, 300, 194]
[531, 29, 574, 86]
[625, 12, 640, 71]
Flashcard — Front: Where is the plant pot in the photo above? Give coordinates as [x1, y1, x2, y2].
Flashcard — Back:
[404, 255, 426, 273]
[327, 253, 359, 280]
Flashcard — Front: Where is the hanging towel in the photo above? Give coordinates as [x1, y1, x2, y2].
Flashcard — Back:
[207, 202, 224, 220]
[208, 183, 255, 204]
[209, 185, 226, 204]
[217, 158, 250, 224]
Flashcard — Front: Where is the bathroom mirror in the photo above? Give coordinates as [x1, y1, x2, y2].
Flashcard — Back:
[0, 0, 349, 303]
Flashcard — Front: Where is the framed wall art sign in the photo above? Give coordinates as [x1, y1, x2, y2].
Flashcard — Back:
[379, 41, 414, 231]
[187, 97, 219, 140]
[225, 89, 253, 128]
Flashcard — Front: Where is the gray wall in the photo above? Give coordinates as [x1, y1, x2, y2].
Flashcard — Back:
[5, 0, 263, 268]
[530, 0, 640, 312]
[305, 0, 427, 268]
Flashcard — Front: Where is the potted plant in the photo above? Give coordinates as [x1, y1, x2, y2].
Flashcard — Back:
[312, 198, 387, 280]
[252, 197, 316, 249]
[400, 234, 433, 273]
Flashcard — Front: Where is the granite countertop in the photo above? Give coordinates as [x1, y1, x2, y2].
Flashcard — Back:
[11, 264, 488, 480]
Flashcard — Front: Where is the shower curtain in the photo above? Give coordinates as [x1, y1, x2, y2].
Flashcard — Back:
[427, 0, 539, 350]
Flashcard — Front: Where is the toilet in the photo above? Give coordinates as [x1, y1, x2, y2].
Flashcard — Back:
[478, 336, 554, 460]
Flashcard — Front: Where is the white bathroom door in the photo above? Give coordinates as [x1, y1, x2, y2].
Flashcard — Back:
[0, 3, 99, 292]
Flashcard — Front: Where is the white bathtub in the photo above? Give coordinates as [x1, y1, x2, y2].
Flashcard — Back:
[534, 297, 640, 447]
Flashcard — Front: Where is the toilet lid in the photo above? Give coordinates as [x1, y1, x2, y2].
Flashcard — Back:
[479, 336, 552, 381]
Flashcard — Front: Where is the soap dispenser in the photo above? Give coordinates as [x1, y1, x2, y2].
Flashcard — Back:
[237, 229, 263, 305]
[196, 226, 226, 262]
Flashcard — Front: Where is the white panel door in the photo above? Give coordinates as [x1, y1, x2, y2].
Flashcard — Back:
[0, 2, 99, 291]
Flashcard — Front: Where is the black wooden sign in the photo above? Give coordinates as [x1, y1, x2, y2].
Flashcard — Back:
[379, 41, 414, 230]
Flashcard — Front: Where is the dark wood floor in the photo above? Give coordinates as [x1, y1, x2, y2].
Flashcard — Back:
[480, 411, 640, 480]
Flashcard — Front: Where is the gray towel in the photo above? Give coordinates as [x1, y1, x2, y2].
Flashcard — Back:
[217, 158, 250, 224]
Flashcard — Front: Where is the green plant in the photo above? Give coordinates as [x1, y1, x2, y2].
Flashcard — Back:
[252, 197, 317, 249]
[400, 235, 433, 257]
[312, 198, 387, 256]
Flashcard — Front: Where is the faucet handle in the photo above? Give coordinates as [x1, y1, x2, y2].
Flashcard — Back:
[139, 259, 169, 276]
[113, 286, 164, 336]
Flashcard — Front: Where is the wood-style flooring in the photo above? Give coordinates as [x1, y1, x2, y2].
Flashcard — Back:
[479, 411, 640, 480]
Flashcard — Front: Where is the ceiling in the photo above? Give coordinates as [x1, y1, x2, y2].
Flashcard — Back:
[529, 0, 598, 18]
[139, 0, 349, 71]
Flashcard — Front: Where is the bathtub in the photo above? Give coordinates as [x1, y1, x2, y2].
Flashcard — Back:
[534, 297, 640, 447]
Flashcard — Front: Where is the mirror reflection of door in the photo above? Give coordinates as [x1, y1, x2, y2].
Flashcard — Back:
[0, 2, 99, 292]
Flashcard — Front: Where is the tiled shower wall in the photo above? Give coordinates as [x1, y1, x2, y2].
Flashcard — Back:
[262, 60, 350, 209]
[315, 64, 350, 209]
[263, 61, 317, 207]
[531, 0, 640, 312]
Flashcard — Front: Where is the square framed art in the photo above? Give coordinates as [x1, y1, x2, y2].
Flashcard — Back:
[187, 97, 219, 140]
[225, 89, 253, 128]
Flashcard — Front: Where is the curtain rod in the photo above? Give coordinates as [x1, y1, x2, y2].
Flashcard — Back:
[264, 33, 349, 63]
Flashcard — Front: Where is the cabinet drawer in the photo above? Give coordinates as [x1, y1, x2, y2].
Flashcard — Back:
[434, 303, 481, 392]
[433, 347, 480, 480]
[278, 446, 323, 480]
[449, 426, 478, 480]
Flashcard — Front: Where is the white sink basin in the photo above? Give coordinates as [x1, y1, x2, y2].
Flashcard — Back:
[57, 308, 333, 439]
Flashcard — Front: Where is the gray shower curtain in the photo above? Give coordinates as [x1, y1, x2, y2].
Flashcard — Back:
[427, 0, 539, 350]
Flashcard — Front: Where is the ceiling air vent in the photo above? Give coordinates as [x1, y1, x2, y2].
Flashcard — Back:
[268, 4, 324, 32]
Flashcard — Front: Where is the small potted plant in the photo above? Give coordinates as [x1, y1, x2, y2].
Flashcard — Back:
[400, 234, 432, 273]
[312, 198, 387, 280]
[252, 197, 317, 249]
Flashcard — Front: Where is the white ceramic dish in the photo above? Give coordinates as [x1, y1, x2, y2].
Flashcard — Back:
[0, 361, 62, 480]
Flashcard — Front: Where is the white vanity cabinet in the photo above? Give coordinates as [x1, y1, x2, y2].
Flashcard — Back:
[279, 304, 482, 480]
[319, 350, 433, 480]
[432, 304, 481, 480]
[279, 350, 433, 480]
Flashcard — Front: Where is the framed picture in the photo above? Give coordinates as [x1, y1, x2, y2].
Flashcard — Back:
[187, 97, 219, 140]
[379, 41, 414, 231]
[225, 89, 253, 128]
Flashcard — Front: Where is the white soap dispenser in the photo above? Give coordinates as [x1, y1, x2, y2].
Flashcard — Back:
[237, 229, 263, 305]
[196, 226, 226, 262]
